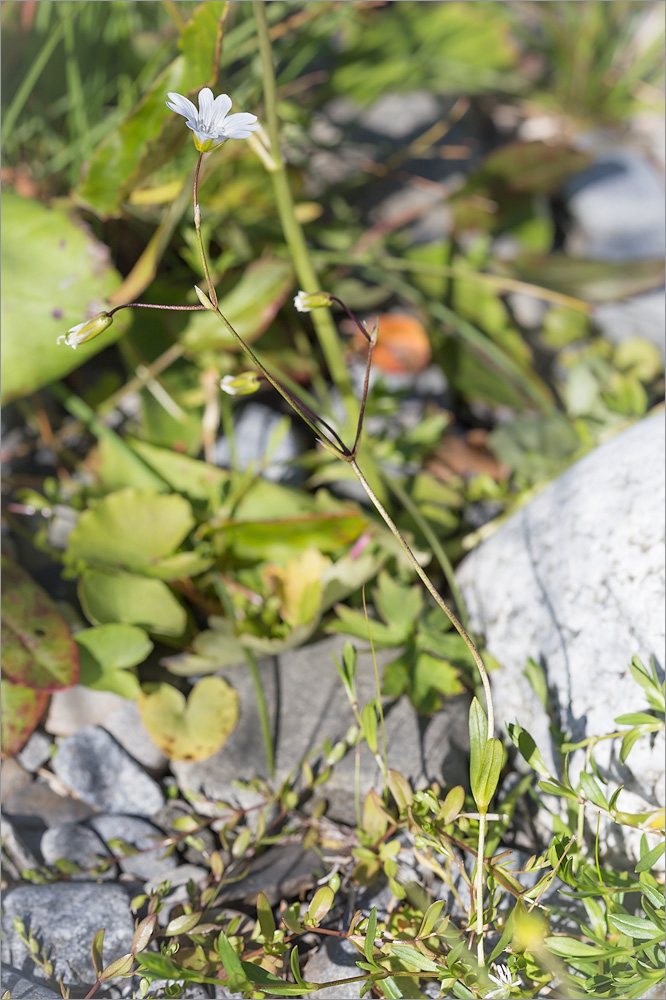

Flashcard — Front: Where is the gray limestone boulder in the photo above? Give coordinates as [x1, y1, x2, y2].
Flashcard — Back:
[456, 413, 665, 862]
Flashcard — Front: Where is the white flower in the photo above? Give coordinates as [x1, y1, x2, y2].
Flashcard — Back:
[57, 312, 113, 349]
[166, 88, 258, 152]
[485, 964, 518, 999]
[293, 290, 332, 313]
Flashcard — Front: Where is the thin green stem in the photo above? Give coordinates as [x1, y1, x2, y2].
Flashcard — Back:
[476, 812, 486, 967]
[381, 471, 470, 634]
[244, 647, 275, 779]
[193, 152, 218, 307]
[1, 19, 66, 144]
[252, 0, 355, 422]
[349, 458, 494, 739]
[362, 587, 388, 781]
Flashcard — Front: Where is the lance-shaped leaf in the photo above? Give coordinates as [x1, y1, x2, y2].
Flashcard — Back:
[1, 555, 79, 691]
[472, 738, 503, 813]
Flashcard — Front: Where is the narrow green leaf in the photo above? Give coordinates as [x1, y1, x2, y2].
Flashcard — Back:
[439, 786, 465, 825]
[538, 779, 579, 802]
[418, 900, 446, 939]
[307, 886, 335, 927]
[468, 698, 487, 790]
[545, 936, 606, 958]
[608, 913, 663, 940]
[361, 703, 378, 754]
[364, 907, 378, 965]
[164, 912, 202, 936]
[131, 914, 156, 956]
[217, 932, 249, 993]
[99, 953, 134, 980]
[257, 892, 275, 944]
[390, 944, 440, 972]
[636, 840, 666, 873]
[91, 928, 104, 978]
[289, 946, 307, 989]
[472, 738, 503, 812]
[579, 773, 609, 811]
[506, 721, 552, 778]
[615, 712, 659, 726]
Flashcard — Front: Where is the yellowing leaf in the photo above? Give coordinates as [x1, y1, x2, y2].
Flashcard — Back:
[138, 676, 239, 761]
[264, 548, 331, 627]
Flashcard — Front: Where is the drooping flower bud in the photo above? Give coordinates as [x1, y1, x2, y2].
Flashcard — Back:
[220, 372, 262, 396]
[57, 312, 113, 350]
[293, 290, 333, 313]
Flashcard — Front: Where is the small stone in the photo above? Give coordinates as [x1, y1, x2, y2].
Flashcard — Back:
[0, 967, 61, 998]
[89, 814, 176, 881]
[40, 822, 116, 880]
[1, 883, 134, 989]
[15, 730, 52, 772]
[359, 91, 441, 140]
[565, 146, 666, 261]
[0, 815, 40, 879]
[52, 725, 165, 817]
[1, 757, 32, 805]
[3, 777, 94, 827]
[216, 842, 324, 906]
[45, 686, 129, 736]
[304, 937, 363, 999]
[102, 699, 168, 775]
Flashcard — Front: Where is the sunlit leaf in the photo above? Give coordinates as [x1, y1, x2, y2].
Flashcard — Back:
[138, 676, 239, 760]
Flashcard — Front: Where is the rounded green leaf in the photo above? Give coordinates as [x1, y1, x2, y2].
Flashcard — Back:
[75, 624, 152, 698]
[0, 192, 128, 403]
[66, 489, 195, 574]
[1, 678, 49, 758]
[1, 555, 80, 691]
[137, 676, 239, 761]
[78, 570, 187, 637]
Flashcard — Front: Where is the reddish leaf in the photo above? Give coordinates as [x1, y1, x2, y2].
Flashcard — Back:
[1, 555, 80, 691]
[1, 677, 49, 757]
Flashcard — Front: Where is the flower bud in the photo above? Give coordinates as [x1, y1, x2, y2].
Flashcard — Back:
[194, 285, 216, 311]
[293, 290, 332, 313]
[57, 312, 113, 350]
[220, 372, 262, 396]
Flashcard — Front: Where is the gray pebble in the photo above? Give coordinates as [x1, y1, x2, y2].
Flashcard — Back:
[89, 814, 177, 882]
[40, 822, 116, 880]
[52, 725, 164, 817]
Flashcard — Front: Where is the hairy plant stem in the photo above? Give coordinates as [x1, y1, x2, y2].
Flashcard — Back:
[193, 151, 218, 307]
[252, 0, 355, 423]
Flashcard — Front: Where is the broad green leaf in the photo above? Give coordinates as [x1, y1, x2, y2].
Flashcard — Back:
[219, 510, 367, 562]
[75, 624, 152, 698]
[320, 546, 386, 614]
[77, 3, 227, 217]
[0, 678, 49, 758]
[182, 259, 294, 352]
[95, 436, 230, 503]
[418, 900, 446, 939]
[373, 572, 423, 635]
[387, 769, 413, 812]
[216, 932, 250, 994]
[328, 605, 409, 647]
[0, 192, 127, 403]
[1, 555, 80, 691]
[510, 254, 665, 303]
[79, 570, 187, 637]
[66, 489, 195, 575]
[164, 913, 202, 936]
[138, 676, 239, 761]
[608, 913, 663, 940]
[264, 548, 331, 627]
[162, 620, 246, 676]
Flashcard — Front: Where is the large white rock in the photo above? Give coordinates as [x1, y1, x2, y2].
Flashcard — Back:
[456, 412, 665, 861]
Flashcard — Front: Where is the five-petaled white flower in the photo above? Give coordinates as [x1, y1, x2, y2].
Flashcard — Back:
[485, 964, 518, 999]
[57, 312, 113, 349]
[166, 88, 259, 152]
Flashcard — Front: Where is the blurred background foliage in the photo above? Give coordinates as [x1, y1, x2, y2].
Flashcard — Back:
[1, 0, 664, 754]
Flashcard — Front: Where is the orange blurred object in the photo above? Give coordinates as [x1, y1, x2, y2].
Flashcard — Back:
[353, 313, 432, 374]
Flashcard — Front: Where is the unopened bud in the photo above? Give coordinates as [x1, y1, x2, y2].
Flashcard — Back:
[220, 371, 262, 396]
[57, 312, 113, 350]
[293, 289, 332, 313]
[194, 285, 216, 311]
